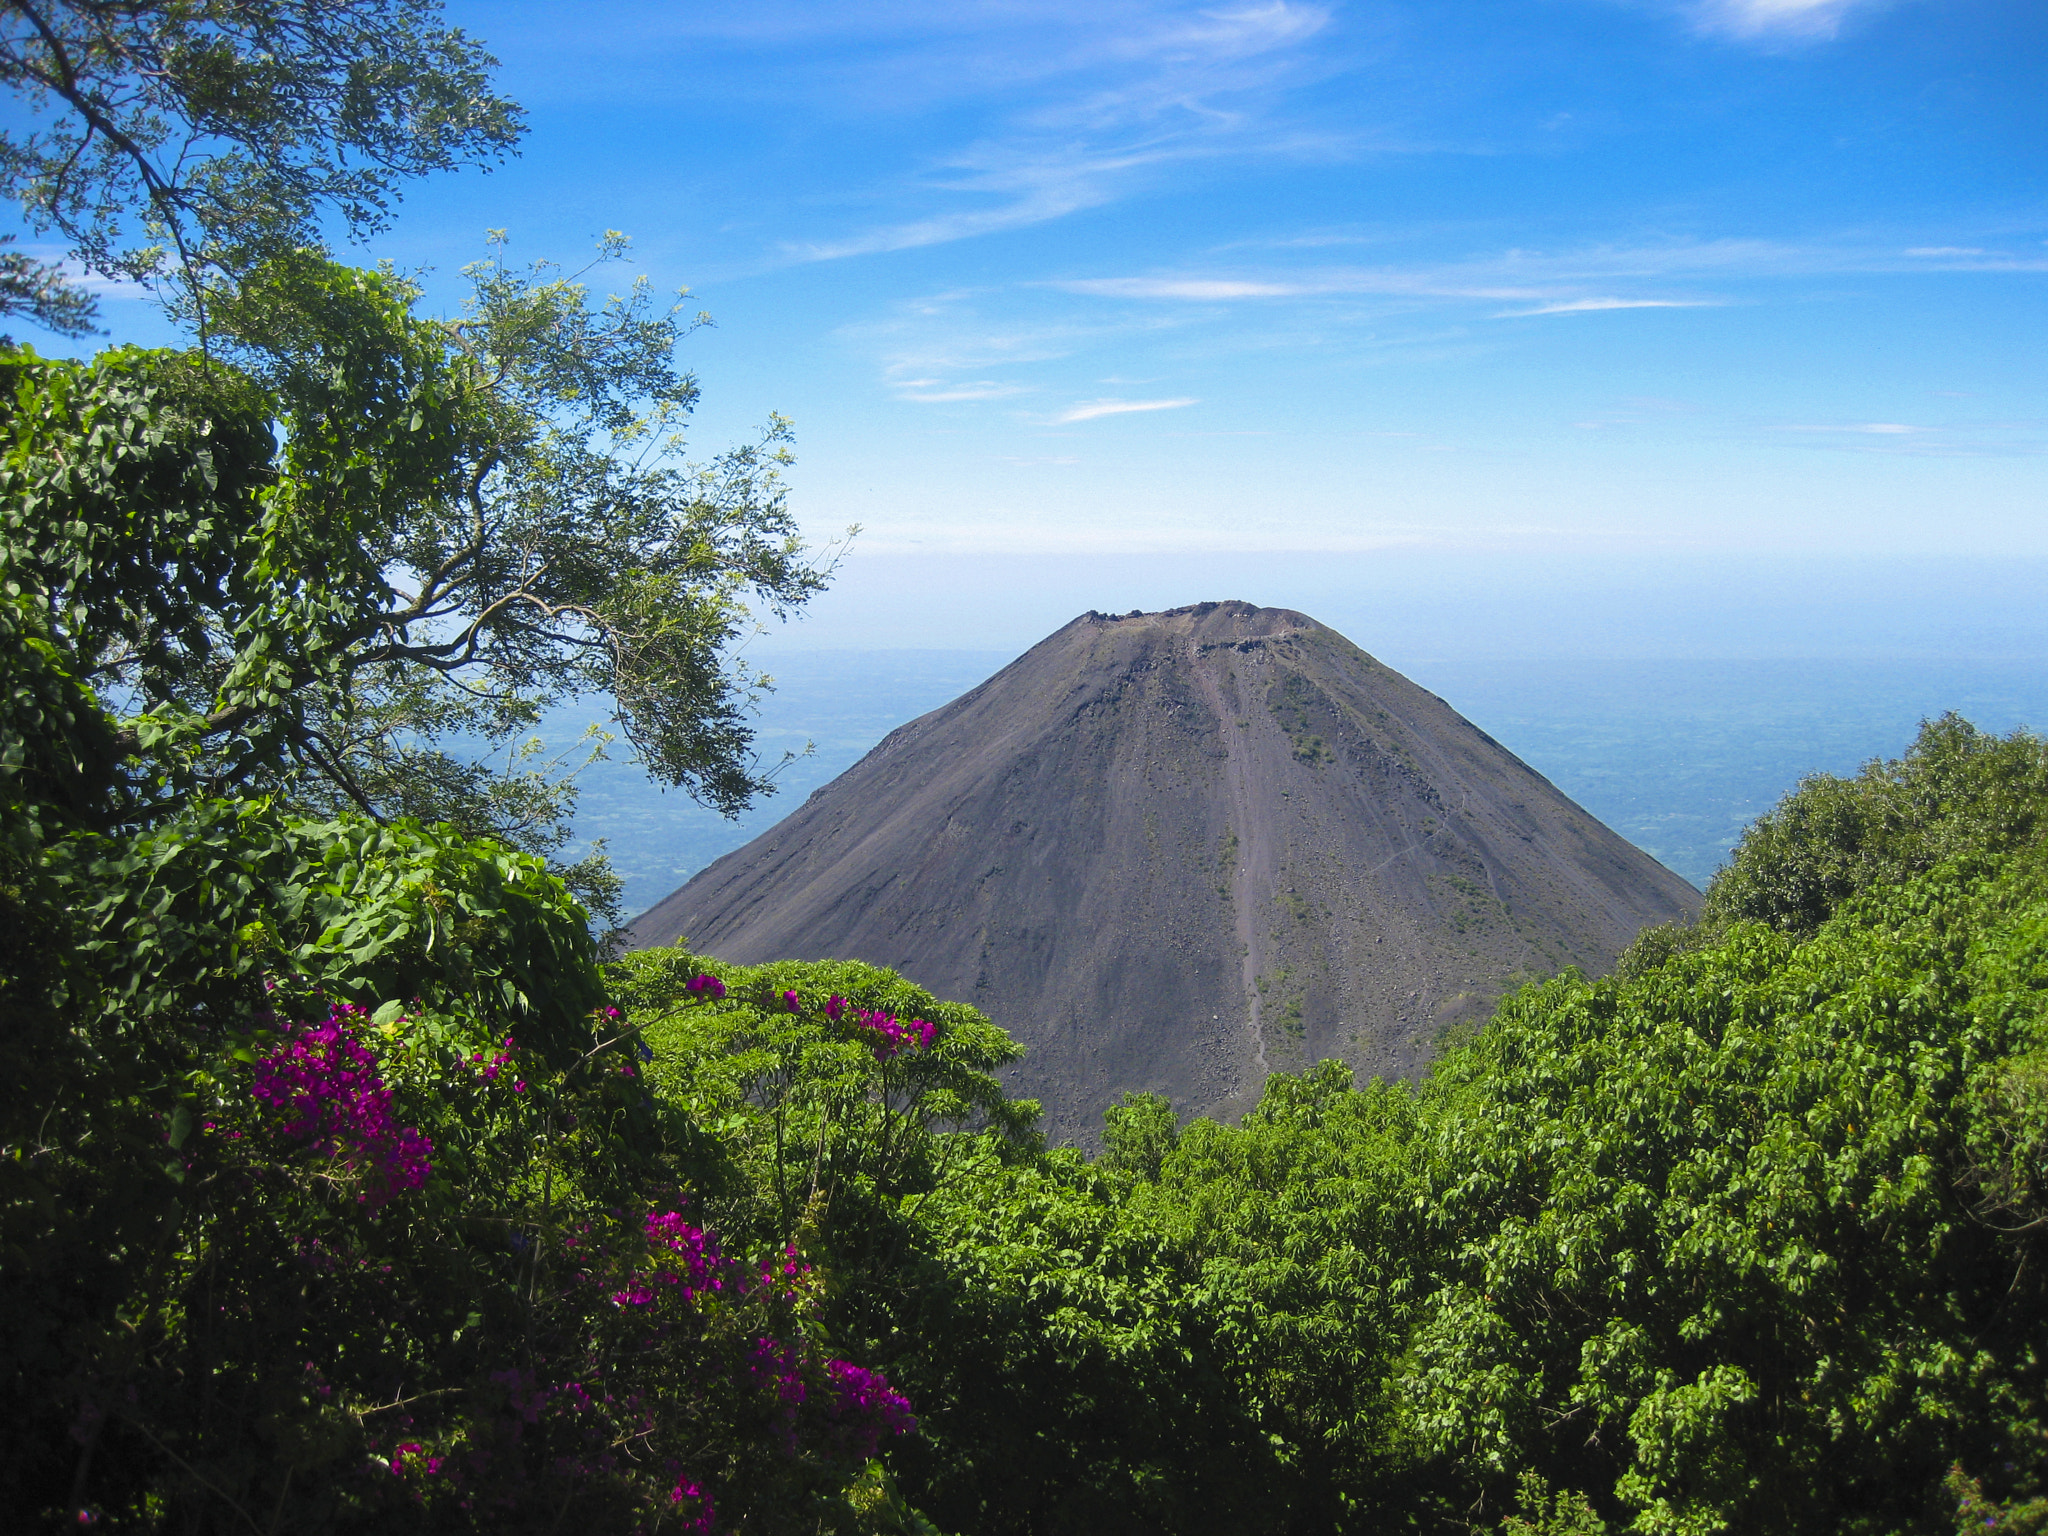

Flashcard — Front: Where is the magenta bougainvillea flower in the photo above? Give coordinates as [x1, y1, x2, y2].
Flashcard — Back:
[468, 1040, 516, 1083]
[242, 985, 923, 1520]
[249, 1004, 431, 1206]
[669, 1478, 714, 1533]
[613, 1211, 728, 1305]
[825, 1360, 917, 1459]
[749, 1336, 807, 1410]
[847, 1008, 935, 1061]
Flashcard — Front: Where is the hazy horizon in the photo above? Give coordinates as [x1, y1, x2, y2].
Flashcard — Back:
[542, 641, 2048, 922]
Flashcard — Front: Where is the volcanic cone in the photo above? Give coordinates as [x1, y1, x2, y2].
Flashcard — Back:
[631, 602, 1700, 1142]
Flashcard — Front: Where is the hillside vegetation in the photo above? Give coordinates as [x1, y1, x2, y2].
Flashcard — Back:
[11, 394, 2048, 1536]
[617, 714, 2048, 1536]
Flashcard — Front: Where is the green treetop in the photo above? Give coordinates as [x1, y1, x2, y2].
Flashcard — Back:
[2, 242, 834, 919]
[0, 0, 523, 330]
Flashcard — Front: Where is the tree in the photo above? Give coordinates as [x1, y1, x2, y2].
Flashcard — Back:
[0, 0, 522, 327]
[1403, 853, 2048, 1533]
[4, 787, 931, 1527]
[1100, 1090, 1179, 1181]
[2, 242, 835, 921]
[0, 232, 99, 339]
[0, 5, 848, 923]
[0, 3, 845, 919]
[1700, 713, 2048, 937]
[0, 6, 914, 1526]
[0, 308, 861, 1523]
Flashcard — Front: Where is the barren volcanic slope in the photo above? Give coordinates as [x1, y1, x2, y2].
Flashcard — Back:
[631, 603, 1700, 1142]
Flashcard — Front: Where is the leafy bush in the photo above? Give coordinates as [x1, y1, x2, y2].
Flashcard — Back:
[4, 808, 939, 1530]
[1703, 713, 2048, 935]
[771, 720, 2048, 1535]
[1406, 848, 2048, 1533]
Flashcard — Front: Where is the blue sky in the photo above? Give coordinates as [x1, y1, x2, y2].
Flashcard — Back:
[34, 0, 2048, 660]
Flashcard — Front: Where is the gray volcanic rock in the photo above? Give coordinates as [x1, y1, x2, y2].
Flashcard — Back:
[630, 602, 1700, 1143]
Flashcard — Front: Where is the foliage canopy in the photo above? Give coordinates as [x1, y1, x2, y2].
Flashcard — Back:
[0, 0, 523, 325]
[1, 242, 831, 917]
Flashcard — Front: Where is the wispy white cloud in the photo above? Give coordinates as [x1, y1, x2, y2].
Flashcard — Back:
[837, 220, 2048, 419]
[772, 3, 1345, 263]
[1773, 422, 1925, 434]
[1045, 229, 2048, 323]
[1113, 2, 1332, 60]
[898, 380, 1034, 403]
[1066, 240, 1746, 299]
[1680, 0, 1892, 42]
[1057, 396, 1200, 422]
[1059, 276, 1323, 299]
[1498, 297, 1721, 317]
[1056, 271, 1555, 302]
[846, 285, 1199, 408]
[861, 311, 1085, 380]
[1029, 3, 1334, 132]
[1053, 246, 1741, 313]
[786, 145, 1179, 262]
[10, 243, 150, 302]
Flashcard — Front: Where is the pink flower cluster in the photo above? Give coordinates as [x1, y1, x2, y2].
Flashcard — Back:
[749, 1337, 807, 1410]
[250, 1004, 431, 1205]
[376, 1203, 914, 1522]
[825, 1360, 917, 1460]
[757, 1242, 810, 1297]
[749, 1335, 808, 1454]
[467, 1036, 525, 1094]
[389, 1441, 443, 1478]
[668, 1477, 714, 1533]
[686, 973, 726, 1001]
[849, 1008, 934, 1061]
[611, 1211, 729, 1307]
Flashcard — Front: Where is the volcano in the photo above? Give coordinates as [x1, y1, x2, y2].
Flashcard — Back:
[630, 602, 1700, 1142]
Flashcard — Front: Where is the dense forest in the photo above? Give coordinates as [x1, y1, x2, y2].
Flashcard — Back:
[5, 4, 2048, 1532]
